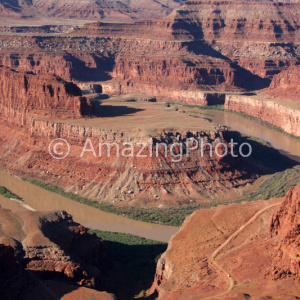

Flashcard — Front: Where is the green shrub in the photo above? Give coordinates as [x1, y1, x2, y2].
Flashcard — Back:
[0, 186, 22, 201]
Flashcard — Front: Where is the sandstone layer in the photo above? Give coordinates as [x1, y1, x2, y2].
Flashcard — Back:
[0, 67, 258, 207]
[269, 182, 300, 280]
[224, 94, 300, 137]
[151, 183, 300, 299]
[0, 66, 93, 123]
[265, 65, 300, 101]
[1, 1, 300, 104]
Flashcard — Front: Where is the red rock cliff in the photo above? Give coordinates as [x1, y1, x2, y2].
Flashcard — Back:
[0, 66, 93, 125]
[269, 182, 300, 280]
[265, 65, 300, 101]
[225, 95, 300, 137]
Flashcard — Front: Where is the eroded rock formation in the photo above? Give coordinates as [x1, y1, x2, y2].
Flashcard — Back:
[269, 182, 300, 280]
[0, 66, 93, 123]
[0, 0, 186, 22]
[0, 208, 107, 288]
[265, 65, 300, 101]
[0, 63, 260, 207]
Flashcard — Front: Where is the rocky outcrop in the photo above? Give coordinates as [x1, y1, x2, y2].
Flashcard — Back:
[269, 182, 300, 280]
[265, 65, 300, 101]
[0, 208, 107, 289]
[0, 66, 93, 124]
[225, 95, 300, 137]
[0, 207, 117, 299]
[0, 51, 75, 81]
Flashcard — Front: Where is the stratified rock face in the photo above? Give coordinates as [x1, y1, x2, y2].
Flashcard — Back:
[0, 66, 93, 124]
[0, 63, 257, 206]
[266, 66, 300, 101]
[1, 1, 300, 102]
[224, 95, 300, 137]
[0, 0, 186, 22]
[77, 1, 300, 42]
[269, 182, 300, 280]
[0, 208, 107, 289]
[66, 0, 300, 99]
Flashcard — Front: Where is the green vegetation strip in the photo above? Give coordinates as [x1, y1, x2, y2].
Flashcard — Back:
[88, 229, 167, 299]
[0, 186, 22, 201]
[21, 166, 300, 226]
[168, 102, 225, 111]
[21, 177, 184, 226]
[20, 109, 300, 227]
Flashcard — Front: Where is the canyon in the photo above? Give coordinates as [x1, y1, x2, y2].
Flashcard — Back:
[0, 67, 258, 207]
[151, 182, 300, 300]
[1, 1, 300, 97]
[0, 1, 300, 299]
[1, 1, 300, 138]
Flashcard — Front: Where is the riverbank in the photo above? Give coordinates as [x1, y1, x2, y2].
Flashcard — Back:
[0, 170, 179, 242]
[1, 102, 299, 227]
[225, 94, 300, 138]
[169, 102, 300, 141]
[19, 163, 300, 226]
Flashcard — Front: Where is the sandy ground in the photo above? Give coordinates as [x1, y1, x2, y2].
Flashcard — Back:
[42, 97, 217, 133]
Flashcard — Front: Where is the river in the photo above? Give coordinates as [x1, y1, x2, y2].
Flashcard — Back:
[209, 110, 300, 163]
[0, 171, 178, 243]
[0, 110, 299, 243]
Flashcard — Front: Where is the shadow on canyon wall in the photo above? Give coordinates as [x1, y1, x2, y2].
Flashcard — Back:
[37, 219, 167, 300]
[178, 16, 272, 91]
[187, 40, 271, 90]
[98, 240, 167, 300]
[69, 54, 114, 82]
[225, 131, 299, 175]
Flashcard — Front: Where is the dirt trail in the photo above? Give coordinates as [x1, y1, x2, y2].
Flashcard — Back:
[202, 201, 281, 300]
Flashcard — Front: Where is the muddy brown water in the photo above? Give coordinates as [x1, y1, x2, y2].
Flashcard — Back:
[0, 172, 179, 242]
[209, 110, 300, 163]
[0, 110, 299, 243]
